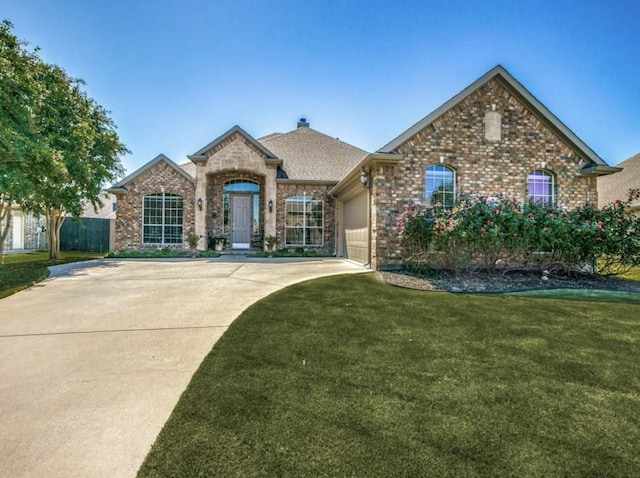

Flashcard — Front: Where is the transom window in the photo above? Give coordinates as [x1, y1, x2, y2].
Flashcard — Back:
[425, 165, 455, 206]
[222, 180, 260, 235]
[527, 170, 555, 204]
[142, 193, 183, 244]
[285, 195, 323, 246]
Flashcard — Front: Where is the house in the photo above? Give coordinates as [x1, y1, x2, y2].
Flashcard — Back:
[1, 194, 116, 255]
[1, 206, 47, 253]
[108, 65, 620, 269]
[597, 152, 640, 216]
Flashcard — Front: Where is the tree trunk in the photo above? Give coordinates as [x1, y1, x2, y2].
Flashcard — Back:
[46, 209, 65, 259]
[0, 198, 12, 265]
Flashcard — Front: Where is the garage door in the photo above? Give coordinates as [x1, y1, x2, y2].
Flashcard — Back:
[343, 192, 368, 264]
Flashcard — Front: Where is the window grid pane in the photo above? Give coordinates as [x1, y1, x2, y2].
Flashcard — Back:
[285, 197, 323, 246]
[252, 194, 260, 235]
[142, 193, 183, 244]
[223, 194, 230, 233]
[425, 165, 455, 206]
[528, 170, 555, 204]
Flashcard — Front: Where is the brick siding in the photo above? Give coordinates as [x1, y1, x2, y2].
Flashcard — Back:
[113, 161, 195, 249]
[371, 79, 597, 269]
[276, 183, 336, 252]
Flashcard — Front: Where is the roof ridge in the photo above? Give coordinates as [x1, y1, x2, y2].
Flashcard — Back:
[261, 126, 368, 154]
[377, 65, 608, 167]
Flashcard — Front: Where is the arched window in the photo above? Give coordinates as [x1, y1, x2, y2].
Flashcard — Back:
[527, 170, 555, 204]
[285, 195, 323, 246]
[425, 165, 455, 206]
[142, 193, 183, 244]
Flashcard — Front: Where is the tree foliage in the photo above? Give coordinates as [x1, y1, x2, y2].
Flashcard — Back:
[0, 20, 127, 260]
[0, 20, 41, 260]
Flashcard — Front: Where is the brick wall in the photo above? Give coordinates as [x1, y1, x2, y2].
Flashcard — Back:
[113, 161, 195, 249]
[276, 183, 336, 252]
[371, 79, 597, 269]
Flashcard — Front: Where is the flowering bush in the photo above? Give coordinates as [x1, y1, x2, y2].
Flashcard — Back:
[398, 196, 640, 276]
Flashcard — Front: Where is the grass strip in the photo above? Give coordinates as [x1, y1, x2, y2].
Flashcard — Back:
[0, 252, 103, 299]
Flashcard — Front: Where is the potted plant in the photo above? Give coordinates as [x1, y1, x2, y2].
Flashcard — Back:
[186, 232, 200, 256]
[264, 234, 278, 257]
[209, 235, 226, 252]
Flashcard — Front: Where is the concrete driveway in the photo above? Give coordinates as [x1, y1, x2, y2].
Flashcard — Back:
[0, 258, 367, 478]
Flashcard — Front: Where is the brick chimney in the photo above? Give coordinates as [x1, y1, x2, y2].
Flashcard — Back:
[297, 118, 309, 128]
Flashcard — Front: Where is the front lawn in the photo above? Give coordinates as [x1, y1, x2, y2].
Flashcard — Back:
[0, 251, 103, 298]
[138, 274, 640, 477]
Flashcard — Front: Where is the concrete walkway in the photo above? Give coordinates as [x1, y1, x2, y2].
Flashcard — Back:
[0, 258, 367, 478]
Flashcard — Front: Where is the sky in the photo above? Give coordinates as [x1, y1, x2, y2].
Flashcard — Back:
[2, 0, 639, 176]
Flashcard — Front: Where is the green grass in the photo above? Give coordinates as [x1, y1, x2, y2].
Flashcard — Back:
[0, 251, 103, 298]
[138, 274, 640, 477]
[504, 288, 640, 303]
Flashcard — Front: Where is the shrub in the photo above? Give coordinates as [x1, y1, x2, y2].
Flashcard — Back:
[398, 196, 640, 276]
[107, 248, 219, 259]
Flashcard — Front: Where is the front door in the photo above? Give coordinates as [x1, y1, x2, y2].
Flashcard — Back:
[231, 196, 251, 249]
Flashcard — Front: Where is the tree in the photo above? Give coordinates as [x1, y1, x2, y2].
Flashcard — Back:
[0, 20, 42, 262]
[0, 21, 128, 260]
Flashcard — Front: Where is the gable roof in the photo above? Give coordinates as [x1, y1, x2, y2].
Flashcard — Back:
[258, 126, 368, 181]
[598, 152, 640, 208]
[378, 65, 610, 170]
[108, 154, 194, 192]
[188, 125, 277, 161]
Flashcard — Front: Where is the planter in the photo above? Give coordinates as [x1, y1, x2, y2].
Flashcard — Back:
[214, 239, 225, 252]
[264, 235, 278, 257]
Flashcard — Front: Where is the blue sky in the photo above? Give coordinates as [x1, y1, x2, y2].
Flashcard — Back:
[3, 0, 639, 174]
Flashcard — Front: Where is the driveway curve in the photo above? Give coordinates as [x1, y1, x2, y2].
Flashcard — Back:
[0, 258, 367, 478]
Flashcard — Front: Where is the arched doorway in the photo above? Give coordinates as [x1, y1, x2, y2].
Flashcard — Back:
[223, 179, 260, 249]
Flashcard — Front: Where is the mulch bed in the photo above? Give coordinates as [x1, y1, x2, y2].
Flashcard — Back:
[378, 269, 640, 293]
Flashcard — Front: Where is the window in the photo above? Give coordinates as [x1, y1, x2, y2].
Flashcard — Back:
[527, 170, 555, 204]
[425, 165, 455, 206]
[285, 195, 323, 246]
[143, 193, 183, 244]
[223, 180, 260, 235]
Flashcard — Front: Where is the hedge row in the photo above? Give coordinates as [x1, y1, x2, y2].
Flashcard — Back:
[398, 196, 640, 276]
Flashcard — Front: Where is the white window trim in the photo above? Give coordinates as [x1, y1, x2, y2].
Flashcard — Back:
[527, 170, 556, 205]
[425, 164, 456, 207]
[142, 192, 184, 245]
[284, 196, 324, 247]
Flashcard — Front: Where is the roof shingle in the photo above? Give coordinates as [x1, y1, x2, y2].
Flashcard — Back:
[598, 152, 640, 208]
[258, 127, 368, 182]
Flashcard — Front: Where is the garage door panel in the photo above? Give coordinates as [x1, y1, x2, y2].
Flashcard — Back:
[345, 227, 368, 264]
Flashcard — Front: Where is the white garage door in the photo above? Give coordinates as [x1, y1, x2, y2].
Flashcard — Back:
[343, 192, 368, 264]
